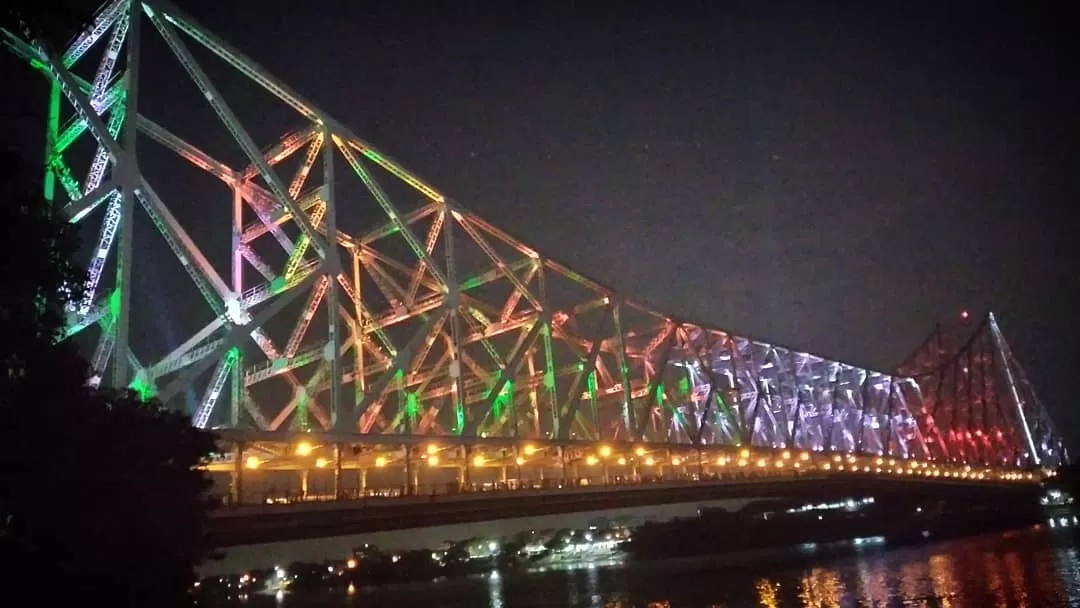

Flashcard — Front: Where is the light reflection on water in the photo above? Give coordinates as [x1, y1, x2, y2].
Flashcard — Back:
[267, 528, 1079, 607]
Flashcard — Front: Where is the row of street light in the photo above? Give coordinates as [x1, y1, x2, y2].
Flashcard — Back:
[236, 441, 1041, 485]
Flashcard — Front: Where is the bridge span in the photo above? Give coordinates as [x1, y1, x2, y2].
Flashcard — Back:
[202, 435, 1042, 509]
[206, 473, 1039, 548]
[1, 0, 1067, 482]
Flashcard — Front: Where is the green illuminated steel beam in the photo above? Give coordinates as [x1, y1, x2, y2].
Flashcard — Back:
[467, 319, 545, 437]
[556, 308, 611, 439]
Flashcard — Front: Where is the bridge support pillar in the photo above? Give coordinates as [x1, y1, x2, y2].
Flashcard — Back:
[460, 445, 471, 490]
[558, 447, 568, 483]
[499, 465, 508, 484]
[301, 469, 309, 498]
[358, 468, 368, 496]
[230, 442, 245, 506]
[333, 444, 343, 499]
[403, 446, 412, 496]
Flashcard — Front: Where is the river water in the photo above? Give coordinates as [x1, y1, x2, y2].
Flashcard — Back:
[255, 527, 1080, 607]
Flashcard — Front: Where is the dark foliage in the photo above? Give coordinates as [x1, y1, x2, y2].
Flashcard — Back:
[0, 145, 218, 605]
[1055, 462, 1080, 498]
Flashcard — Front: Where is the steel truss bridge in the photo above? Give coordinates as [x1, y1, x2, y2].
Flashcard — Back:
[2, 1, 1068, 502]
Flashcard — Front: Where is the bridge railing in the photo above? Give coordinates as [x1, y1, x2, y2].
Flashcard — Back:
[208, 455, 1042, 515]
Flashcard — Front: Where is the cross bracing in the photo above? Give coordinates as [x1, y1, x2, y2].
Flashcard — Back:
[2, 0, 1065, 469]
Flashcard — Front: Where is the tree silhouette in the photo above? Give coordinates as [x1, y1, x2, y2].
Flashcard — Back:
[0, 139, 218, 605]
[1055, 462, 1079, 499]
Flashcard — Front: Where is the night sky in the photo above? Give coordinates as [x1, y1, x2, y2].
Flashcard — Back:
[2, 1, 1076, 445]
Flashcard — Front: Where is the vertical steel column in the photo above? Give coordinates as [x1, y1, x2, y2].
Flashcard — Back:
[965, 343, 976, 461]
[882, 377, 896, 457]
[43, 83, 61, 203]
[612, 302, 635, 434]
[977, 334, 991, 460]
[112, 0, 141, 387]
[323, 130, 344, 428]
[949, 349, 961, 460]
[229, 185, 243, 427]
[229, 351, 241, 427]
[442, 208, 465, 434]
[231, 185, 243, 294]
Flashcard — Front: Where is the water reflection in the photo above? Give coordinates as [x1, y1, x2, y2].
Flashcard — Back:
[798, 568, 843, 608]
[983, 551, 1009, 608]
[1052, 547, 1080, 601]
[273, 528, 1079, 607]
[929, 552, 961, 607]
[1002, 551, 1030, 607]
[486, 570, 503, 608]
[853, 555, 892, 604]
[897, 561, 928, 603]
[754, 578, 780, 608]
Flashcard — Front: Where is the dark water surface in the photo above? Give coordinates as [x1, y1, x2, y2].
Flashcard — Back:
[258, 527, 1080, 607]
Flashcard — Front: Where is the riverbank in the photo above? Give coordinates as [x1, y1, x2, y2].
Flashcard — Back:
[192, 493, 1073, 605]
[622, 492, 1054, 561]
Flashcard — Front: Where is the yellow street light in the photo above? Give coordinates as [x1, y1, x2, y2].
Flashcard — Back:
[586, 455, 599, 466]
[634, 446, 646, 457]
[315, 458, 328, 469]
[295, 442, 313, 457]
[427, 455, 439, 466]
[426, 444, 438, 455]
[374, 456, 388, 468]
[472, 454, 486, 467]
[739, 448, 751, 459]
[671, 457, 682, 466]
[523, 444, 537, 456]
[644, 456, 656, 466]
[616, 457, 627, 466]
[515, 456, 526, 466]
[599, 445, 612, 458]
[245, 456, 260, 469]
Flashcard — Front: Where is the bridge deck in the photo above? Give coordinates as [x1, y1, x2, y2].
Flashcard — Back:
[205, 473, 1041, 547]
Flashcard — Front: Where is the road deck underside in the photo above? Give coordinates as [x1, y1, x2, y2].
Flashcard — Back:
[204, 475, 1040, 547]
